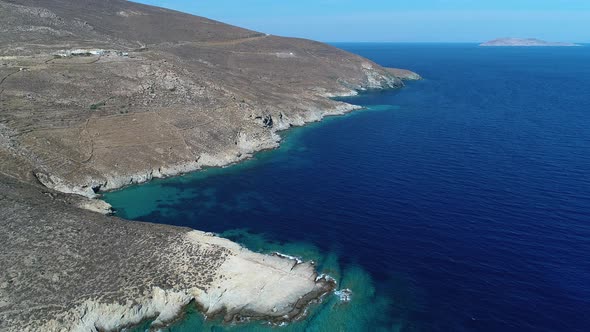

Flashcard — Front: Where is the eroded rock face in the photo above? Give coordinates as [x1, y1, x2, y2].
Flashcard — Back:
[187, 231, 335, 323]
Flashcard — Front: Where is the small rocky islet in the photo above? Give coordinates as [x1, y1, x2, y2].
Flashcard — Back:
[480, 37, 581, 47]
[0, 0, 419, 331]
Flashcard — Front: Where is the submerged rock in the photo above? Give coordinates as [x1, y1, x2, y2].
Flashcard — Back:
[334, 288, 353, 302]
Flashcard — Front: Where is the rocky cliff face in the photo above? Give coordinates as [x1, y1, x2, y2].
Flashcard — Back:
[0, 0, 418, 330]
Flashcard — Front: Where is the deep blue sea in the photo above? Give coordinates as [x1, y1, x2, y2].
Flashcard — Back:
[106, 44, 590, 332]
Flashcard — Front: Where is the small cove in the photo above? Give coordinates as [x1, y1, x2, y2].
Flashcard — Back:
[107, 44, 590, 332]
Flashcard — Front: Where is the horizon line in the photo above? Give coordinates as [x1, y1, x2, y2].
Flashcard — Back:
[324, 41, 588, 44]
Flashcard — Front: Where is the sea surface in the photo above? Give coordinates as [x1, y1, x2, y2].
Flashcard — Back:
[105, 44, 590, 332]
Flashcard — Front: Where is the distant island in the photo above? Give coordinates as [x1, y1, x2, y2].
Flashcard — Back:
[480, 38, 581, 47]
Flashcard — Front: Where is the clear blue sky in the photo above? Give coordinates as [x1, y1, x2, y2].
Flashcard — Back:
[134, 0, 590, 42]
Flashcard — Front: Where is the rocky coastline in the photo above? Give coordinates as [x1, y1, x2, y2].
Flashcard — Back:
[55, 231, 337, 332]
[0, 176, 338, 331]
[29, 66, 402, 202]
[35, 97, 363, 201]
[0, 76, 413, 332]
[0, 0, 420, 331]
[32, 67, 409, 215]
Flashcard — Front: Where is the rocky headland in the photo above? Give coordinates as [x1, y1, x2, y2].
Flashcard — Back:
[0, 0, 419, 330]
[480, 38, 581, 47]
[386, 68, 422, 81]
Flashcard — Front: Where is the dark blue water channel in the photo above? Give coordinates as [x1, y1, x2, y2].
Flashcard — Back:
[106, 44, 590, 331]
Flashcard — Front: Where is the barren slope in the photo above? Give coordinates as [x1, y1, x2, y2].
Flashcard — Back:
[0, 0, 407, 197]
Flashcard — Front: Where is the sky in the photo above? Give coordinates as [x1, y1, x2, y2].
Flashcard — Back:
[134, 1, 590, 42]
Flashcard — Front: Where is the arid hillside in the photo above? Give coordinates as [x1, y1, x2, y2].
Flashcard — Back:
[0, 0, 408, 195]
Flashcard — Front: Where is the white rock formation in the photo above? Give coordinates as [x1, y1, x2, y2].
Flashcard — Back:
[38, 231, 334, 331]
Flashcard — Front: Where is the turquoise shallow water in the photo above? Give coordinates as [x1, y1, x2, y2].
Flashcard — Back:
[115, 107, 407, 331]
[154, 230, 398, 332]
[108, 44, 590, 331]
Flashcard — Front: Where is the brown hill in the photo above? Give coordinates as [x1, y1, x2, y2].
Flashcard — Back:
[0, 0, 411, 195]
